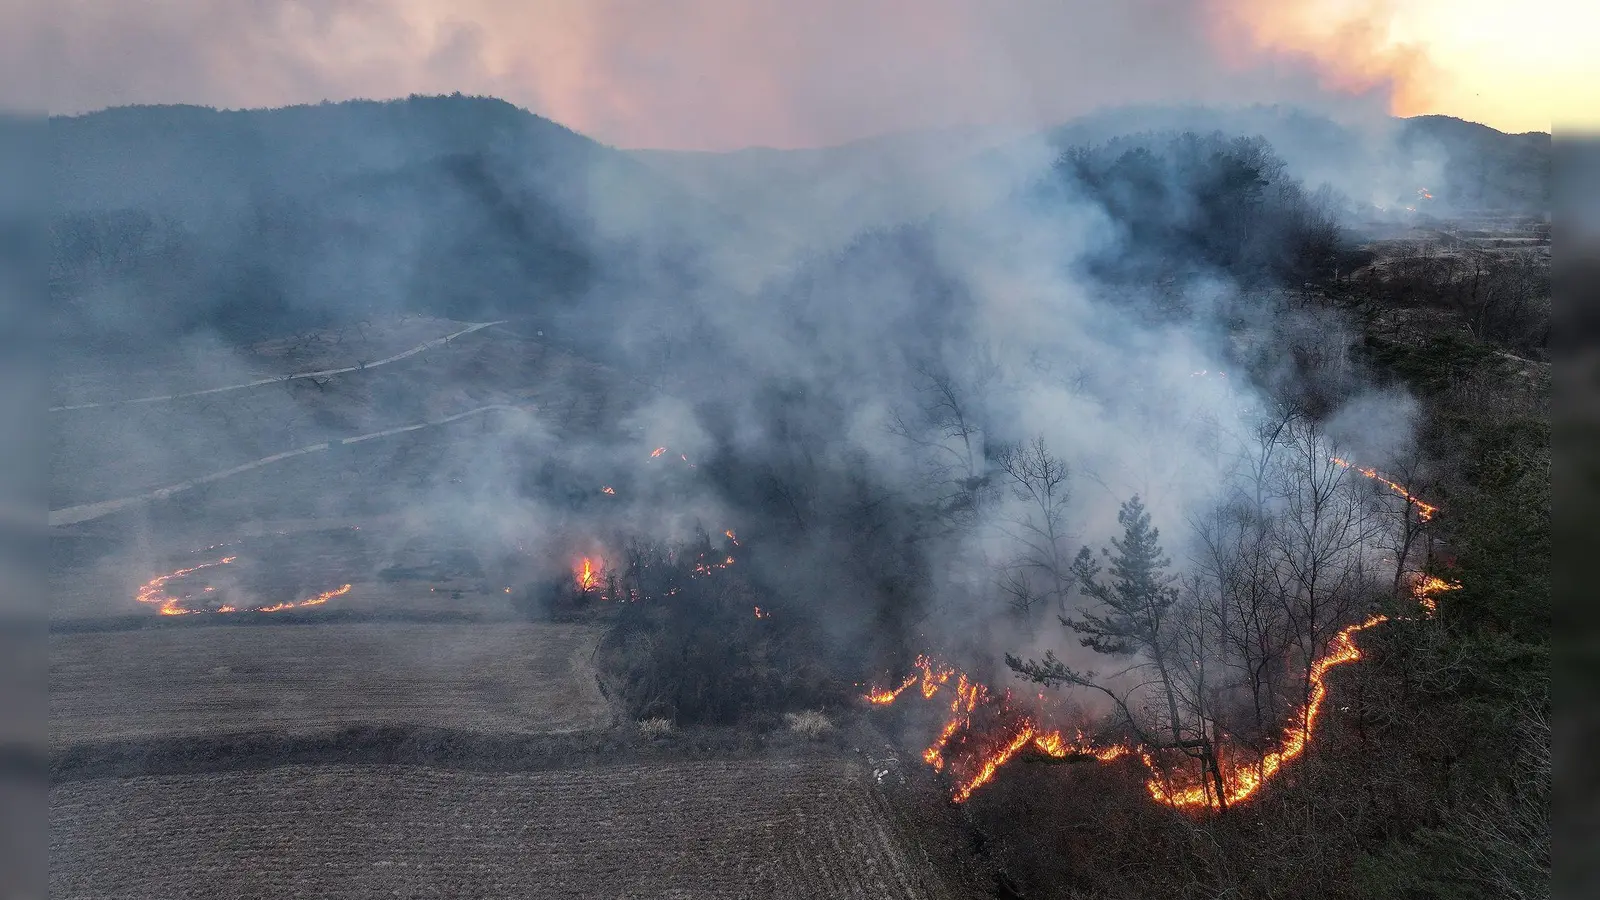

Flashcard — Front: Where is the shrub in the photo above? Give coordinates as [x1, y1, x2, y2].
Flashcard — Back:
[636, 717, 674, 739]
[784, 711, 833, 740]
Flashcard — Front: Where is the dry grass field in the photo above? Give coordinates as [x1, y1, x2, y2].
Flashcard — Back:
[50, 623, 610, 746]
[51, 759, 956, 899]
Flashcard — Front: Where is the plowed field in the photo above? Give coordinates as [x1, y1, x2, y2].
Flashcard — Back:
[51, 760, 953, 899]
[50, 623, 610, 745]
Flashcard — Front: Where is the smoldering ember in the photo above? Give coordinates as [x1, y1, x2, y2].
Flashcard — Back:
[43, 69, 1548, 900]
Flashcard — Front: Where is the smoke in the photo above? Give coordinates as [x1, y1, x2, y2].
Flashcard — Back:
[9, 0, 1436, 148]
[33, 6, 1470, 764]
[45, 97, 1429, 663]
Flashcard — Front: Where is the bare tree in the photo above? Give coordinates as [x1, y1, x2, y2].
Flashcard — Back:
[1191, 404, 1299, 740]
[1268, 419, 1386, 715]
[887, 355, 1001, 532]
[992, 436, 1074, 623]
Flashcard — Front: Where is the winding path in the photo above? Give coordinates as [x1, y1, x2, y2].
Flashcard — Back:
[50, 321, 506, 412]
[49, 405, 523, 527]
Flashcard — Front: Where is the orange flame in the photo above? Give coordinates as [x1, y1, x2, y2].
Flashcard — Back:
[865, 674, 917, 705]
[725, 529, 739, 545]
[601, 486, 616, 495]
[1409, 573, 1460, 615]
[859, 466, 1446, 808]
[1331, 456, 1437, 521]
[953, 726, 1038, 802]
[136, 557, 350, 616]
[136, 556, 237, 615]
[1151, 613, 1387, 808]
[255, 584, 353, 614]
[575, 557, 601, 591]
[863, 615, 1390, 810]
[650, 447, 667, 458]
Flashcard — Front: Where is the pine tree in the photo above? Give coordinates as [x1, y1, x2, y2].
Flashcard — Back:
[1009, 495, 1228, 806]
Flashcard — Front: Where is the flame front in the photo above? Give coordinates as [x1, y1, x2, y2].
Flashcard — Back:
[1331, 456, 1438, 521]
[255, 583, 353, 614]
[863, 615, 1399, 809]
[136, 556, 351, 616]
[1147, 613, 1387, 809]
[136, 557, 237, 615]
[865, 674, 917, 705]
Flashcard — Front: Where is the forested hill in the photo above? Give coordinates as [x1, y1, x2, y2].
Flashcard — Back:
[1043, 106, 1550, 213]
[49, 96, 731, 346]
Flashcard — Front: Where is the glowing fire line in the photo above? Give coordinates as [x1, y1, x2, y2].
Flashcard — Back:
[1331, 456, 1437, 522]
[864, 565, 1460, 810]
[136, 557, 352, 616]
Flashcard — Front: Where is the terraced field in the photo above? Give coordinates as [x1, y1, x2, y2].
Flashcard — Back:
[50, 623, 610, 745]
[51, 759, 953, 899]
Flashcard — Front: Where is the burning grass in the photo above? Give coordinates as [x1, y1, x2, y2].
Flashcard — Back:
[865, 572, 1461, 811]
[134, 555, 352, 616]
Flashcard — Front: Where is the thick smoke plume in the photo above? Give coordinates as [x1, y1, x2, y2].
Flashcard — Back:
[47, 93, 1440, 724]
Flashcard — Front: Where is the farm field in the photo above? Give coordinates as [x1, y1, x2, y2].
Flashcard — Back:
[50, 622, 610, 745]
[50, 759, 955, 900]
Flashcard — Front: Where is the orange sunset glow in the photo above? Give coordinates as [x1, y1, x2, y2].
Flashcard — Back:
[18, 1, 1578, 146]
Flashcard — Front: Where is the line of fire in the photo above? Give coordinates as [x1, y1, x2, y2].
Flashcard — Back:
[862, 462, 1459, 812]
[131, 449, 1452, 811]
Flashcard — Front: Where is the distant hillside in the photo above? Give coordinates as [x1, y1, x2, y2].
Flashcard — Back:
[1396, 114, 1551, 211]
[50, 96, 730, 347]
[1047, 107, 1550, 214]
[629, 106, 1551, 249]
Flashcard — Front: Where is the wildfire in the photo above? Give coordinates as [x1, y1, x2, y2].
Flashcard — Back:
[754, 605, 769, 619]
[646, 445, 696, 468]
[255, 584, 353, 614]
[136, 557, 237, 615]
[691, 553, 736, 576]
[574, 557, 602, 591]
[865, 674, 917, 705]
[135, 557, 352, 616]
[602, 486, 616, 495]
[1331, 456, 1438, 522]
[863, 615, 1393, 810]
[1409, 573, 1461, 615]
[725, 529, 739, 545]
[1148, 613, 1387, 809]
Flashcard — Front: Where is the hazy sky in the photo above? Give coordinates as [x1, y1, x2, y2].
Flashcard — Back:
[10, 0, 1588, 148]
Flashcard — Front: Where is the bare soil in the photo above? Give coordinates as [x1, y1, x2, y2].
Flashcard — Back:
[50, 622, 611, 746]
[51, 759, 960, 899]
